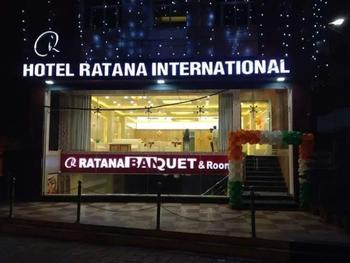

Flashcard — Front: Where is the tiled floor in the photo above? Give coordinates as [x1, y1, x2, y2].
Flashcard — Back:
[1, 202, 349, 244]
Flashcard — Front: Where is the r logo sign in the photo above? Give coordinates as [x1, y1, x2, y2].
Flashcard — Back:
[34, 31, 60, 57]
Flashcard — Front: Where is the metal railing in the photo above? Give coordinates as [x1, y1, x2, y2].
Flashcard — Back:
[4, 177, 257, 238]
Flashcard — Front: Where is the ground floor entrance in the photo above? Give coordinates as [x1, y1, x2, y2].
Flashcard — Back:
[43, 87, 292, 198]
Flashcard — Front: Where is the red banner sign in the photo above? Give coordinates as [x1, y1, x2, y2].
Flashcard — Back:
[61, 152, 229, 175]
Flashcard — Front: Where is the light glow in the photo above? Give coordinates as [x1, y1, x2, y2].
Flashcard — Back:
[329, 18, 345, 26]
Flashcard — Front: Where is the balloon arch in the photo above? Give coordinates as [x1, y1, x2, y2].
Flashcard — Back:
[227, 130, 314, 209]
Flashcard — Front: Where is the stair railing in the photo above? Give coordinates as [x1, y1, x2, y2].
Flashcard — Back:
[201, 175, 228, 195]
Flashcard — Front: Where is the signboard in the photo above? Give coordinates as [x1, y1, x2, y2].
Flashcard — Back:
[61, 152, 229, 175]
[23, 31, 291, 79]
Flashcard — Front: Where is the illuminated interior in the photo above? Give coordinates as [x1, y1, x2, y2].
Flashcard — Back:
[91, 92, 219, 152]
[241, 101, 272, 155]
[44, 88, 290, 195]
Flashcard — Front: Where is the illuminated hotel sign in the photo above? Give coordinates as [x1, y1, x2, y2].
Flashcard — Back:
[61, 153, 229, 175]
[23, 59, 290, 78]
[23, 31, 291, 78]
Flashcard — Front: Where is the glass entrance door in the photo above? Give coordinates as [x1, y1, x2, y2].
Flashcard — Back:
[241, 101, 272, 155]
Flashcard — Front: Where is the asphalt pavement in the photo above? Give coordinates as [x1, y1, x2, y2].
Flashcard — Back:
[0, 234, 259, 263]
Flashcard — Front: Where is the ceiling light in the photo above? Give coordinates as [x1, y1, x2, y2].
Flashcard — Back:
[329, 18, 345, 26]
[124, 96, 129, 99]
[277, 77, 286, 82]
[157, 79, 165, 84]
[45, 80, 54, 85]
[105, 96, 110, 99]
[113, 101, 117, 104]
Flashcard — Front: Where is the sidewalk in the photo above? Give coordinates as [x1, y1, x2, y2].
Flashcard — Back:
[1, 202, 349, 244]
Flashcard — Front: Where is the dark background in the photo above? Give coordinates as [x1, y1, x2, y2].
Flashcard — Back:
[0, 1, 349, 216]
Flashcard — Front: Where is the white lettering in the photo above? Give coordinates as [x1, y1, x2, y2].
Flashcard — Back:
[213, 62, 225, 75]
[242, 60, 254, 75]
[79, 63, 90, 76]
[102, 63, 112, 76]
[91, 63, 103, 76]
[157, 63, 168, 76]
[225, 61, 235, 74]
[169, 62, 179, 75]
[23, 64, 34, 77]
[179, 62, 189, 76]
[112, 63, 123, 76]
[35, 63, 46, 77]
[267, 59, 280, 74]
[254, 60, 266, 74]
[136, 63, 147, 76]
[280, 59, 290, 73]
[124, 63, 135, 76]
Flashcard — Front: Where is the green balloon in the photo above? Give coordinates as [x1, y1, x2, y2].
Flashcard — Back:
[228, 181, 242, 209]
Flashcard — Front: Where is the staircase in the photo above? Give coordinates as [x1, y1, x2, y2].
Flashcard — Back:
[242, 156, 298, 210]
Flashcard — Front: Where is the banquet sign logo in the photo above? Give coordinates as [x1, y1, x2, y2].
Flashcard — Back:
[23, 30, 291, 78]
[61, 153, 229, 175]
[34, 31, 60, 57]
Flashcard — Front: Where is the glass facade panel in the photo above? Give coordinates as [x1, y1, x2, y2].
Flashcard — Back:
[43, 88, 289, 196]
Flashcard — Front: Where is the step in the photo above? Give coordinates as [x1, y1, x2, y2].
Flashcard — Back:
[244, 181, 286, 187]
[245, 176, 285, 181]
[246, 169, 281, 174]
[243, 185, 288, 192]
[246, 170, 282, 174]
[246, 160, 279, 164]
[242, 191, 293, 201]
[246, 171, 283, 177]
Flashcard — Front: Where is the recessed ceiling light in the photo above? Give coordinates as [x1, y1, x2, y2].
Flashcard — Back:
[157, 79, 165, 84]
[113, 101, 117, 104]
[105, 96, 110, 99]
[45, 80, 54, 85]
[124, 96, 129, 99]
[277, 77, 286, 82]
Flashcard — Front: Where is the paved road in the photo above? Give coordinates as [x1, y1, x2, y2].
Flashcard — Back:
[0, 235, 258, 263]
